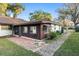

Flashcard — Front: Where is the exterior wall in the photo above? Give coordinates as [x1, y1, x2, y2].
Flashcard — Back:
[51, 24, 62, 32]
[14, 24, 51, 40]
[39, 24, 51, 39]
[14, 25, 40, 39]
[0, 30, 12, 36]
[0, 25, 12, 36]
[21, 25, 39, 39]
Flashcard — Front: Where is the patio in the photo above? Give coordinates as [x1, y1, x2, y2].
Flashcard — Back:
[7, 35, 47, 52]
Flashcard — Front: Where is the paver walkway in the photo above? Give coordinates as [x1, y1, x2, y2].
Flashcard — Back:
[36, 30, 73, 56]
[8, 36, 47, 52]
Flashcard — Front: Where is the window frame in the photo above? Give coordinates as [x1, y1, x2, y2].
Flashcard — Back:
[30, 26, 37, 34]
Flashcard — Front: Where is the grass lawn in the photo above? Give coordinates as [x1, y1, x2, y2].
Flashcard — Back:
[0, 38, 40, 56]
[54, 32, 79, 56]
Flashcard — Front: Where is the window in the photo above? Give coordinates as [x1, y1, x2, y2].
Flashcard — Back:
[23, 27, 28, 33]
[30, 26, 36, 34]
[1, 25, 10, 30]
[43, 26, 48, 33]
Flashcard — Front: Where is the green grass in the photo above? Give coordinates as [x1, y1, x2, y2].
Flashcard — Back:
[54, 32, 79, 56]
[0, 38, 40, 56]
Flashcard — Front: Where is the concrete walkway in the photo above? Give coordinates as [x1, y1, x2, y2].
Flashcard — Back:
[36, 30, 73, 56]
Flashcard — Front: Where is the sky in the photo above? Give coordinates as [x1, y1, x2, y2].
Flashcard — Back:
[17, 3, 64, 21]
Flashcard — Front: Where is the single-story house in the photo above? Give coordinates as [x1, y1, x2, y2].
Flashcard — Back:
[0, 16, 53, 39]
[51, 21, 62, 32]
[0, 16, 62, 39]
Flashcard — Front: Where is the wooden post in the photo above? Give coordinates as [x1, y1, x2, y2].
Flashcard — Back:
[28, 26, 30, 34]
[19, 26, 21, 37]
[12, 25, 14, 36]
[39, 24, 43, 40]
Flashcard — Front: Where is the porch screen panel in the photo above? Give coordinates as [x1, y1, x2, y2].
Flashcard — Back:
[23, 27, 28, 33]
[30, 26, 36, 34]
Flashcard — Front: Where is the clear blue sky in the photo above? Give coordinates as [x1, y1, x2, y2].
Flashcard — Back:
[17, 3, 64, 21]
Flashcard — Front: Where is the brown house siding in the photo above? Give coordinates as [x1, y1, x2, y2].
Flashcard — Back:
[22, 25, 38, 39]
[13, 21, 52, 40]
[14, 25, 40, 39]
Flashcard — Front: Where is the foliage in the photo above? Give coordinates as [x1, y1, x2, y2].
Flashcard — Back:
[0, 3, 25, 18]
[49, 32, 57, 39]
[29, 10, 52, 21]
[75, 24, 79, 32]
[58, 3, 79, 24]
[7, 3, 25, 18]
[56, 31, 62, 35]
[58, 9, 69, 29]
[0, 3, 8, 16]
[46, 31, 61, 40]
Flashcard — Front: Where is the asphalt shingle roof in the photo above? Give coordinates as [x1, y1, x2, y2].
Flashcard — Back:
[0, 16, 26, 25]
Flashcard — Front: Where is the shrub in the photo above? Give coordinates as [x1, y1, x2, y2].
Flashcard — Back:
[56, 31, 61, 35]
[75, 25, 79, 32]
[49, 32, 57, 39]
[46, 32, 60, 40]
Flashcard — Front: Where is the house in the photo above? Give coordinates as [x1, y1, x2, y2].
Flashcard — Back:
[51, 21, 62, 32]
[0, 16, 52, 39]
[0, 16, 26, 36]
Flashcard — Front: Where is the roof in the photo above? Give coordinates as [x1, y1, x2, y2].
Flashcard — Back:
[0, 16, 26, 25]
[20, 20, 52, 25]
[0, 16, 52, 25]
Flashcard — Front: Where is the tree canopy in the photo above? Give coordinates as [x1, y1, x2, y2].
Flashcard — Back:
[0, 3, 25, 18]
[0, 3, 8, 16]
[7, 3, 25, 18]
[58, 3, 79, 24]
[29, 10, 52, 21]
